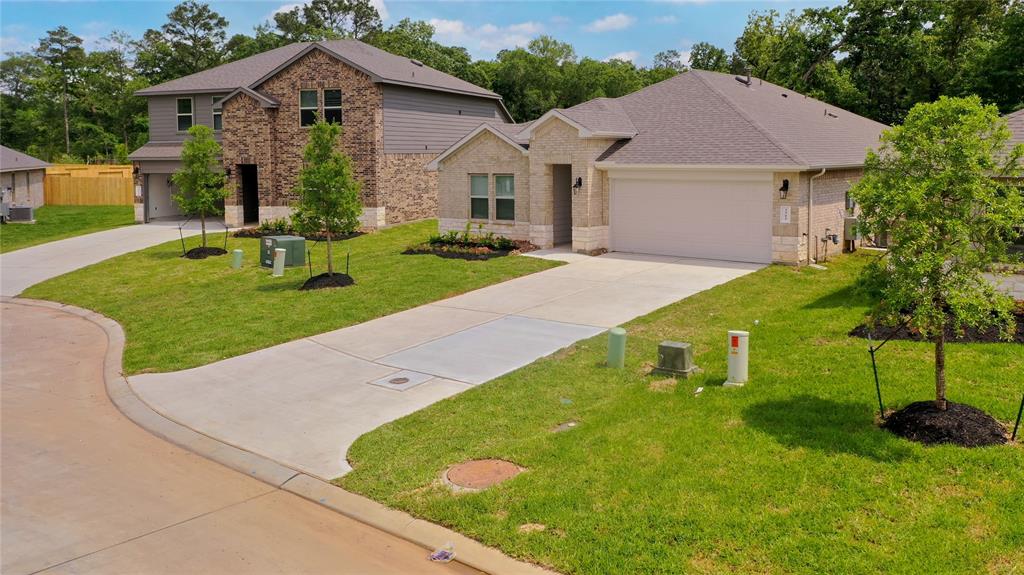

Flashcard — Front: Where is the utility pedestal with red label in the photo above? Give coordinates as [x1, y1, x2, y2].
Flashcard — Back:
[725, 330, 749, 387]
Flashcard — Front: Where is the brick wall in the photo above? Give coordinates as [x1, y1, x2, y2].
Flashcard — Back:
[436, 129, 531, 240]
[771, 168, 861, 263]
[380, 153, 438, 224]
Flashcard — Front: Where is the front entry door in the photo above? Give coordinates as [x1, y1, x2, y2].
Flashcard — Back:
[240, 165, 259, 223]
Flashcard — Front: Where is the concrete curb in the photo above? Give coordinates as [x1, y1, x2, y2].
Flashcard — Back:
[3, 297, 557, 575]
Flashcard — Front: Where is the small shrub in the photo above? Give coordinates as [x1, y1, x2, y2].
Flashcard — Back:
[258, 217, 291, 235]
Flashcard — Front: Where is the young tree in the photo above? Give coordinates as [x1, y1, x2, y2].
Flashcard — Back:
[292, 120, 361, 276]
[850, 96, 1024, 411]
[171, 125, 229, 248]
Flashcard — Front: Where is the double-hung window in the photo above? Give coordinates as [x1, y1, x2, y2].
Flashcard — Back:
[324, 89, 342, 124]
[495, 175, 514, 220]
[212, 96, 223, 131]
[176, 97, 193, 131]
[470, 175, 489, 219]
[300, 90, 318, 127]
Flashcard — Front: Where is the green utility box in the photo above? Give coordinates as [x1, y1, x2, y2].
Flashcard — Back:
[260, 235, 306, 268]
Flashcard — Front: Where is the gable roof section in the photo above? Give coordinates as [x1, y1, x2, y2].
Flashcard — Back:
[1005, 108, 1024, 151]
[216, 86, 281, 109]
[1, 145, 49, 173]
[136, 40, 502, 104]
[599, 71, 887, 168]
[425, 122, 528, 170]
[518, 99, 637, 140]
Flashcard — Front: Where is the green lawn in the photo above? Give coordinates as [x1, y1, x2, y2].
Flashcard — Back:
[340, 253, 1024, 575]
[23, 220, 560, 374]
[0, 205, 135, 253]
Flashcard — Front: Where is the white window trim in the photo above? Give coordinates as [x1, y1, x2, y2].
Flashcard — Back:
[323, 88, 342, 124]
[176, 97, 194, 133]
[494, 174, 515, 221]
[299, 89, 318, 127]
[469, 174, 489, 220]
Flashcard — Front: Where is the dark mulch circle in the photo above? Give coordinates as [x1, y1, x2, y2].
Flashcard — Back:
[883, 401, 1008, 447]
[300, 272, 354, 291]
[183, 247, 228, 259]
[849, 307, 1024, 344]
[403, 246, 511, 260]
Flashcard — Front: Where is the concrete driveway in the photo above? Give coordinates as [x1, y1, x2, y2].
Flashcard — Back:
[130, 252, 762, 479]
[1, 301, 478, 575]
[0, 219, 217, 297]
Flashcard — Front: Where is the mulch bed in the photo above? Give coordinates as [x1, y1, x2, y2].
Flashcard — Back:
[299, 272, 354, 291]
[883, 401, 1007, 447]
[183, 247, 227, 259]
[849, 306, 1024, 344]
[404, 240, 538, 261]
[233, 228, 363, 242]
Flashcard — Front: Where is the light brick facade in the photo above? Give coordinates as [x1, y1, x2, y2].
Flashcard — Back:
[436, 116, 863, 262]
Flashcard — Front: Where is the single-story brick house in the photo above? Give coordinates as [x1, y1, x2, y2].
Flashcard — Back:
[130, 40, 511, 227]
[428, 70, 888, 264]
[1, 145, 48, 208]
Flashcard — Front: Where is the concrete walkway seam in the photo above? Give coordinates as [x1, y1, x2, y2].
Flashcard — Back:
[3, 296, 557, 575]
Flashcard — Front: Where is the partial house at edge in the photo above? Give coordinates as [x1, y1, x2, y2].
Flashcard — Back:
[429, 70, 890, 265]
[1, 145, 49, 209]
[129, 40, 512, 227]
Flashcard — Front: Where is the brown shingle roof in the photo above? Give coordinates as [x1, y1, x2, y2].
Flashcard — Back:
[0, 145, 49, 173]
[600, 70, 887, 167]
[127, 143, 184, 161]
[136, 40, 500, 101]
[1005, 108, 1024, 151]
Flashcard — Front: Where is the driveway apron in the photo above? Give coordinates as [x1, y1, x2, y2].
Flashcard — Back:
[129, 252, 762, 479]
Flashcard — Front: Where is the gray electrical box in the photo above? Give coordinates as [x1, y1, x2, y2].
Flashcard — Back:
[260, 235, 306, 267]
[653, 341, 700, 378]
[843, 216, 859, 241]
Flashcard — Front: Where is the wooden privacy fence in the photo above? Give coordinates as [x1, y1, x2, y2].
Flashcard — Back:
[44, 164, 134, 205]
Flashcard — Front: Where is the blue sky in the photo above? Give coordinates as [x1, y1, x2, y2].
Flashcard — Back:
[0, 0, 836, 66]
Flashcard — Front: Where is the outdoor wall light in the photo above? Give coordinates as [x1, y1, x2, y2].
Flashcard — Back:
[224, 166, 233, 178]
[572, 176, 583, 195]
[779, 178, 789, 199]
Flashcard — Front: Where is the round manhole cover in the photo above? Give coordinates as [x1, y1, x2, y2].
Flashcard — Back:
[444, 459, 524, 491]
[389, 377, 410, 385]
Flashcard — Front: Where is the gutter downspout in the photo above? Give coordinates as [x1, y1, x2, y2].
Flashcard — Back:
[808, 168, 827, 263]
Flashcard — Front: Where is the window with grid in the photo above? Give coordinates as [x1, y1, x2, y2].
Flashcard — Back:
[176, 98, 193, 131]
[470, 175, 488, 219]
[212, 96, 223, 130]
[494, 175, 514, 220]
[324, 89, 342, 124]
[300, 90, 318, 126]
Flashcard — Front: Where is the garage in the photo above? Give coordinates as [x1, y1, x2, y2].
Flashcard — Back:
[145, 174, 183, 220]
[609, 172, 773, 264]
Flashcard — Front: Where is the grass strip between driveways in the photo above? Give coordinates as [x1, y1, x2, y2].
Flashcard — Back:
[22, 220, 561, 374]
[340, 253, 1024, 575]
[0, 205, 135, 253]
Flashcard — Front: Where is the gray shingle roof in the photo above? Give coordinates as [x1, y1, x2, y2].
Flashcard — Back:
[561, 98, 637, 136]
[136, 40, 500, 101]
[0, 145, 49, 173]
[127, 143, 183, 161]
[1005, 108, 1024, 151]
[600, 70, 887, 167]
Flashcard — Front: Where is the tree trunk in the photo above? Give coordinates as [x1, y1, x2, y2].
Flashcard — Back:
[200, 212, 207, 248]
[326, 230, 334, 276]
[62, 90, 70, 155]
[934, 328, 947, 411]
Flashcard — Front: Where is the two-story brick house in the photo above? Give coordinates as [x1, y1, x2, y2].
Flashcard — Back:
[129, 40, 512, 227]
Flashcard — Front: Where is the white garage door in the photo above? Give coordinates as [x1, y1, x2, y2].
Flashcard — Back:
[610, 174, 772, 263]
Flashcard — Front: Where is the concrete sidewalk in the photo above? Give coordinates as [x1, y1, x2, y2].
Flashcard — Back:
[1, 300, 479, 575]
[0, 219, 216, 296]
[130, 252, 762, 480]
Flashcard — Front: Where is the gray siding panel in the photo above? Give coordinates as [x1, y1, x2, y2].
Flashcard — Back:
[147, 94, 226, 143]
[382, 85, 506, 154]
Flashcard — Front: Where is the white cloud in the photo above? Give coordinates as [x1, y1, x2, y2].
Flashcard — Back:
[604, 50, 640, 63]
[0, 36, 32, 54]
[585, 13, 636, 33]
[654, 15, 678, 24]
[428, 19, 543, 57]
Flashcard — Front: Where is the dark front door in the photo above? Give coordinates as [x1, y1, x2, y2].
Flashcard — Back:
[240, 164, 259, 223]
[552, 164, 573, 245]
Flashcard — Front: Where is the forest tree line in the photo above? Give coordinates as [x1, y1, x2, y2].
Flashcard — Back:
[1, 0, 1020, 163]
